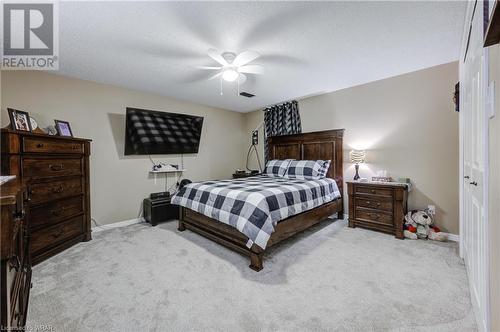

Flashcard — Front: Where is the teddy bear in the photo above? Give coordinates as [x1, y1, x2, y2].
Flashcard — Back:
[403, 209, 446, 241]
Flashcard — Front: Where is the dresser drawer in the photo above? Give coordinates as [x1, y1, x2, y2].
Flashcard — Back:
[355, 208, 393, 226]
[28, 178, 82, 205]
[355, 185, 393, 197]
[23, 137, 83, 154]
[30, 196, 84, 229]
[23, 158, 82, 179]
[355, 196, 393, 212]
[31, 216, 83, 254]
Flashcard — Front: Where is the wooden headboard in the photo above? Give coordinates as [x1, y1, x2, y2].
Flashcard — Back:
[267, 129, 345, 195]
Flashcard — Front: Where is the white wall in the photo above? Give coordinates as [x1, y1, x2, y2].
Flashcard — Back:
[245, 62, 460, 233]
[1, 71, 247, 225]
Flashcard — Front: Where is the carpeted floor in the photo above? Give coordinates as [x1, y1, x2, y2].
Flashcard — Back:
[27, 218, 476, 332]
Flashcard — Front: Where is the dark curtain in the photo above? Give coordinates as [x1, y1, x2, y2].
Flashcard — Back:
[264, 100, 302, 162]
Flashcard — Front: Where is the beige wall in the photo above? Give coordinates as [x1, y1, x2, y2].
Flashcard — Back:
[245, 62, 459, 233]
[1, 71, 247, 225]
[488, 44, 500, 332]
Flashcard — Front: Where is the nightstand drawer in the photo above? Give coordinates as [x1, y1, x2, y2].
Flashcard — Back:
[355, 208, 393, 226]
[355, 186, 393, 197]
[356, 196, 393, 212]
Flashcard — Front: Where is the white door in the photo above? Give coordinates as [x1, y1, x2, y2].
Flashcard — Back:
[461, 1, 489, 331]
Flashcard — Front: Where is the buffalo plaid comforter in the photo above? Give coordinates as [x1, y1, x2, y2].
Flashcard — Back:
[171, 175, 341, 249]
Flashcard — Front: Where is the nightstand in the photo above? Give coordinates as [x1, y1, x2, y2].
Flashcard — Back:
[347, 181, 409, 239]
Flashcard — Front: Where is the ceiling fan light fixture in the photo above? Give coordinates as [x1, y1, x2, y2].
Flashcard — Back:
[222, 68, 239, 82]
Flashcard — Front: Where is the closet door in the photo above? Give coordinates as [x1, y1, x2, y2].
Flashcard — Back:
[461, 1, 489, 331]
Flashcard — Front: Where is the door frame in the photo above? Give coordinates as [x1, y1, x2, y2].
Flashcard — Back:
[459, 1, 491, 331]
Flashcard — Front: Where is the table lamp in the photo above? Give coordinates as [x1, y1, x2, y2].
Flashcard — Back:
[350, 150, 366, 180]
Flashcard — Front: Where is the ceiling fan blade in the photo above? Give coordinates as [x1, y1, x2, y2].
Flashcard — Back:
[207, 48, 227, 66]
[233, 50, 260, 67]
[238, 64, 264, 75]
[196, 66, 222, 70]
[208, 72, 222, 80]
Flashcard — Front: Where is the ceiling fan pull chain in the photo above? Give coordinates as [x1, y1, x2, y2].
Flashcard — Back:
[220, 77, 223, 96]
[237, 77, 240, 96]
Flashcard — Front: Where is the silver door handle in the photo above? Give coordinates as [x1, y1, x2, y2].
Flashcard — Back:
[469, 181, 478, 186]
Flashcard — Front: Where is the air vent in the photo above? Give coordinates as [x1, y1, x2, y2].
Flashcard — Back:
[239, 92, 255, 98]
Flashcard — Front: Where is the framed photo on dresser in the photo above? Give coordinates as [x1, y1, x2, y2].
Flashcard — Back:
[7, 108, 32, 132]
[54, 119, 73, 137]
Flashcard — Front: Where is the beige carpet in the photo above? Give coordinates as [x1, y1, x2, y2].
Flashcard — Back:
[27, 218, 476, 331]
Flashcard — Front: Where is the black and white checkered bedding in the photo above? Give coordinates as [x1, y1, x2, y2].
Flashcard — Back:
[171, 175, 341, 249]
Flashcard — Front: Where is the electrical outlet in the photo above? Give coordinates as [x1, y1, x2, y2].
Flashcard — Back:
[427, 205, 436, 215]
[252, 130, 259, 145]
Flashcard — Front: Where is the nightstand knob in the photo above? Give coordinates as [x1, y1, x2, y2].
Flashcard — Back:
[366, 201, 370, 204]
[371, 189, 375, 193]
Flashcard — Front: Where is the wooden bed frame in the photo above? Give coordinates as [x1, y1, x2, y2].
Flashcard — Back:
[178, 129, 345, 271]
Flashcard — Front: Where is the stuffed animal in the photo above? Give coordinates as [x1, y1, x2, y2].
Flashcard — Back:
[404, 210, 446, 241]
[409, 210, 433, 225]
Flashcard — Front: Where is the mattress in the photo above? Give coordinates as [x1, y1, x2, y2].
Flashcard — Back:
[171, 175, 341, 249]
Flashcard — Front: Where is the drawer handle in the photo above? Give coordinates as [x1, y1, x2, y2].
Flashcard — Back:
[72, 145, 79, 150]
[52, 186, 64, 193]
[51, 230, 64, 239]
[49, 164, 64, 171]
[369, 213, 380, 219]
[371, 189, 375, 193]
[36, 143, 44, 148]
[51, 209, 62, 216]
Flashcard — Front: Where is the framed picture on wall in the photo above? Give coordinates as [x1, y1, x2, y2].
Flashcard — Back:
[54, 120, 73, 137]
[7, 108, 32, 132]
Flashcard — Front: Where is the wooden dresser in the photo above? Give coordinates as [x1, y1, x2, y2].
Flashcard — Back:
[1, 176, 31, 330]
[347, 181, 409, 239]
[1, 129, 92, 264]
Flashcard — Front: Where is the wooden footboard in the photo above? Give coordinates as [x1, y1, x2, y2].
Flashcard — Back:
[178, 199, 342, 271]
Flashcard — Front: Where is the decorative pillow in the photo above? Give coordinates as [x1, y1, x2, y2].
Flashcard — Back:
[285, 160, 331, 180]
[263, 159, 293, 177]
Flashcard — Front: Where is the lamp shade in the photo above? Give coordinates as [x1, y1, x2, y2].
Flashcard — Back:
[350, 150, 366, 163]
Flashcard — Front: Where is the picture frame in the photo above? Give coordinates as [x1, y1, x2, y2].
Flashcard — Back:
[7, 108, 32, 132]
[54, 119, 73, 137]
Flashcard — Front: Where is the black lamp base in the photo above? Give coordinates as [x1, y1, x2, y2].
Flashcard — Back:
[353, 163, 360, 180]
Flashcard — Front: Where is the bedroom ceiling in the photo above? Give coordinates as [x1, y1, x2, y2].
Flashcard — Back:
[57, 1, 466, 113]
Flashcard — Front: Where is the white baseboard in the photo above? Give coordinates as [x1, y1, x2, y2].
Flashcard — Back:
[443, 232, 460, 242]
[92, 217, 145, 233]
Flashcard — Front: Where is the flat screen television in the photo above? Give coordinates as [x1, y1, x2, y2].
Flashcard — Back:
[124, 107, 204, 155]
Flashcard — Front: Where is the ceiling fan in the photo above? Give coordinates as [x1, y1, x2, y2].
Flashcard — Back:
[197, 48, 264, 94]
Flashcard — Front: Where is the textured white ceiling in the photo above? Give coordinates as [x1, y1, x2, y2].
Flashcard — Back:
[57, 1, 466, 112]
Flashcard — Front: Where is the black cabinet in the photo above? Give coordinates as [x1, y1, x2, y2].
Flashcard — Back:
[143, 197, 179, 226]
